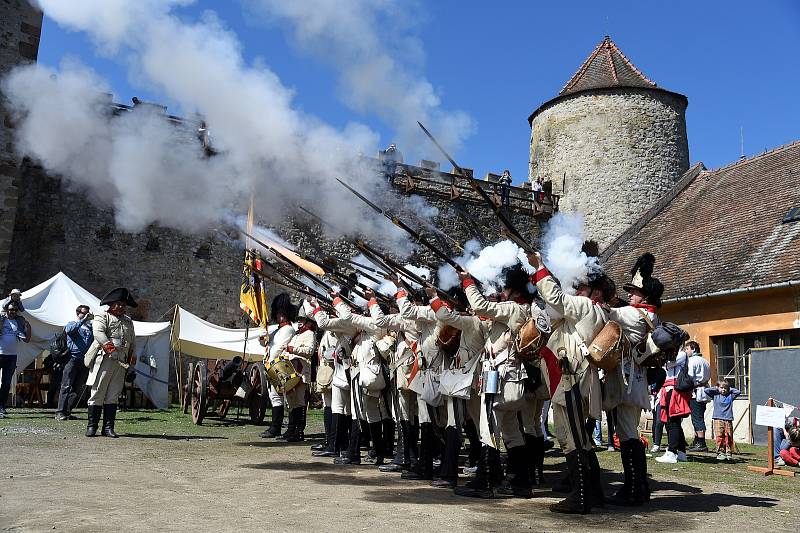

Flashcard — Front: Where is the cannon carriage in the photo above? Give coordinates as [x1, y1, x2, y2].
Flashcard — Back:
[182, 356, 270, 425]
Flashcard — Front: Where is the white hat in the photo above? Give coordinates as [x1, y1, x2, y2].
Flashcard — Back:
[10, 289, 21, 295]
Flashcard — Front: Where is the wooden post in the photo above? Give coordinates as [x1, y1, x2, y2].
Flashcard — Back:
[747, 398, 796, 477]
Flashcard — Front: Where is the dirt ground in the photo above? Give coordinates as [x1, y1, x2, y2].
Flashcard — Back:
[1, 408, 798, 532]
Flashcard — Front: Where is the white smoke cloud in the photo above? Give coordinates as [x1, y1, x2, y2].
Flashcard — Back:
[438, 239, 531, 294]
[2, 0, 445, 251]
[248, 0, 475, 154]
[540, 213, 601, 294]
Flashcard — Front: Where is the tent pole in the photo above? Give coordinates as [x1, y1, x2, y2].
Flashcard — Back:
[171, 306, 183, 409]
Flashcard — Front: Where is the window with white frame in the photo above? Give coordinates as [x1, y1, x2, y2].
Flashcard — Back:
[712, 329, 800, 396]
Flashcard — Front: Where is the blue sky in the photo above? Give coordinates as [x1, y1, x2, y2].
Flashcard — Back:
[37, 1, 800, 185]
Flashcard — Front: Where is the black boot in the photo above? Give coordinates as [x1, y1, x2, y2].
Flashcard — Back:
[261, 406, 284, 438]
[464, 418, 481, 468]
[382, 419, 395, 464]
[85, 405, 102, 437]
[101, 404, 119, 438]
[285, 408, 305, 442]
[498, 445, 533, 498]
[432, 426, 461, 488]
[524, 434, 546, 486]
[359, 419, 372, 450]
[454, 444, 495, 498]
[402, 422, 433, 480]
[334, 419, 361, 465]
[314, 412, 342, 457]
[380, 419, 406, 472]
[549, 450, 590, 514]
[585, 449, 605, 508]
[634, 439, 651, 501]
[408, 422, 420, 469]
[277, 407, 297, 441]
[312, 406, 333, 451]
[368, 421, 385, 465]
[608, 439, 643, 506]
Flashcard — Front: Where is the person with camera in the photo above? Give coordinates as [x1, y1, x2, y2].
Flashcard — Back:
[55, 305, 94, 421]
[0, 301, 31, 418]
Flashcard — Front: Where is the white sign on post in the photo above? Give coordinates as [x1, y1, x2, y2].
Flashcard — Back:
[755, 405, 786, 428]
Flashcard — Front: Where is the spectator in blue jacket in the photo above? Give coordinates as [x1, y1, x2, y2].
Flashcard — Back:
[0, 301, 31, 418]
[704, 381, 741, 461]
[55, 305, 94, 421]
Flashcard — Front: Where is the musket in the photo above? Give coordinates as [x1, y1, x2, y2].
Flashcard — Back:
[245, 262, 335, 313]
[336, 178, 465, 272]
[355, 239, 459, 307]
[240, 227, 361, 309]
[417, 121, 538, 254]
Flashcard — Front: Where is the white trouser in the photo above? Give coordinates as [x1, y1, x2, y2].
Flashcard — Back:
[520, 397, 546, 437]
[397, 389, 418, 421]
[87, 357, 125, 406]
[322, 388, 332, 408]
[268, 384, 284, 407]
[615, 403, 642, 441]
[331, 384, 351, 416]
[286, 382, 306, 410]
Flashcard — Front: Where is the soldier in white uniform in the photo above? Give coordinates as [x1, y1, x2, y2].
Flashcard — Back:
[368, 289, 421, 474]
[311, 329, 338, 455]
[309, 297, 361, 463]
[605, 253, 663, 506]
[455, 266, 535, 499]
[260, 293, 296, 439]
[84, 287, 137, 439]
[427, 286, 489, 489]
[281, 301, 318, 442]
[333, 296, 395, 466]
[528, 252, 612, 514]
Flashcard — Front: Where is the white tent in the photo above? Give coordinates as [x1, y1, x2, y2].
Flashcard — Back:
[15, 272, 172, 409]
[171, 306, 271, 361]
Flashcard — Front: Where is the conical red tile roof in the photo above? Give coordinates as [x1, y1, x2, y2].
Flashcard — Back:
[559, 36, 657, 96]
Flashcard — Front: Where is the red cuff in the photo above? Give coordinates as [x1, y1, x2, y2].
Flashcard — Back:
[461, 278, 476, 289]
[286, 345, 294, 353]
[102, 341, 116, 354]
[311, 307, 322, 316]
[532, 267, 551, 284]
[332, 297, 343, 307]
[395, 290, 407, 299]
[367, 298, 378, 308]
[430, 298, 444, 312]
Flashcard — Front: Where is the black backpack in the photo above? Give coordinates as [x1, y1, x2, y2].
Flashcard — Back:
[49, 328, 70, 365]
[674, 360, 694, 392]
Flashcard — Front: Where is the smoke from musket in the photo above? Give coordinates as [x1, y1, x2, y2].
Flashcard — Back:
[438, 239, 532, 295]
[540, 213, 601, 294]
[2, 0, 465, 252]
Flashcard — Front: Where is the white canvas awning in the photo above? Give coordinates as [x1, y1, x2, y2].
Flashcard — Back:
[13, 272, 172, 409]
[170, 306, 271, 361]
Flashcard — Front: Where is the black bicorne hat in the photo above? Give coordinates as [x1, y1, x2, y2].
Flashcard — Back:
[623, 253, 664, 307]
[100, 287, 138, 308]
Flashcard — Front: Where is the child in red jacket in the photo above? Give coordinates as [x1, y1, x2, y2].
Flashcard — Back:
[779, 426, 800, 466]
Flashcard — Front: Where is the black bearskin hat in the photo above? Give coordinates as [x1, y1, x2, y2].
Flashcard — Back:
[502, 263, 533, 303]
[270, 292, 297, 323]
[623, 252, 664, 308]
[446, 286, 468, 311]
[581, 240, 600, 259]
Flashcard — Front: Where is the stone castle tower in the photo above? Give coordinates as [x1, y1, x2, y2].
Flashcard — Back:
[528, 36, 690, 247]
[0, 1, 43, 285]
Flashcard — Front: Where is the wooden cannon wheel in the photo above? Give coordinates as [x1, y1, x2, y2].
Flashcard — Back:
[248, 361, 270, 424]
[182, 361, 195, 414]
[191, 361, 209, 425]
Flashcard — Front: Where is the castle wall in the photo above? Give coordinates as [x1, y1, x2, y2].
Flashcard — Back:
[529, 88, 689, 247]
[0, 0, 42, 289]
[5, 162, 540, 327]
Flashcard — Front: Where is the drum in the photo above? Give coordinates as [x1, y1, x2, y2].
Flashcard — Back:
[264, 355, 301, 393]
[586, 321, 629, 372]
[515, 316, 551, 361]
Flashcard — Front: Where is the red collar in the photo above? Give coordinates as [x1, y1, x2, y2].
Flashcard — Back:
[279, 321, 292, 328]
[511, 296, 529, 305]
[631, 303, 656, 313]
